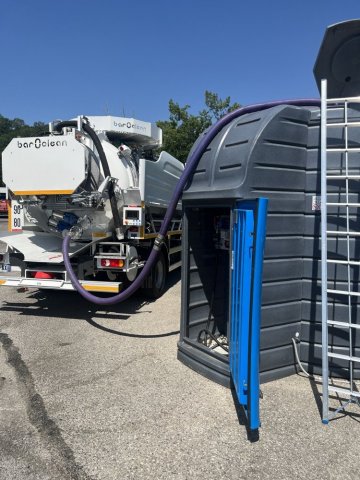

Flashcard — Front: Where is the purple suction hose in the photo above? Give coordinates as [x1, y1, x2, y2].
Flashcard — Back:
[62, 98, 321, 305]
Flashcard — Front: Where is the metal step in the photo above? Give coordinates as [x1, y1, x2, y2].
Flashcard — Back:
[326, 202, 360, 207]
[328, 352, 360, 363]
[326, 230, 360, 236]
[328, 385, 360, 399]
[326, 96, 360, 103]
[326, 175, 360, 179]
[327, 148, 360, 153]
[327, 320, 360, 330]
[327, 259, 360, 266]
[327, 289, 360, 298]
[327, 122, 360, 128]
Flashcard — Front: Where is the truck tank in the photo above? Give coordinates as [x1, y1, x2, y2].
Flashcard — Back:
[2, 116, 182, 243]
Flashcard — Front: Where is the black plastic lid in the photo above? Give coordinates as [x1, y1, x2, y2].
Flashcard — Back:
[314, 19, 360, 98]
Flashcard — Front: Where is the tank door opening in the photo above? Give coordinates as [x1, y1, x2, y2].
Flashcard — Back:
[181, 205, 231, 358]
[178, 199, 268, 431]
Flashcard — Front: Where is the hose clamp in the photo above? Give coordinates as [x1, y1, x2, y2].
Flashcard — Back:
[153, 234, 165, 251]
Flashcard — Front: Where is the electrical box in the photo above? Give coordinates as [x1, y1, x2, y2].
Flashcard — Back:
[123, 207, 144, 226]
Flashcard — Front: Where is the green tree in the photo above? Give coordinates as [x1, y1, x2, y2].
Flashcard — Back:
[204, 90, 241, 121]
[157, 90, 241, 162]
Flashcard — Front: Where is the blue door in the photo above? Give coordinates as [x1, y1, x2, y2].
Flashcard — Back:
[230, 198, 268, 431]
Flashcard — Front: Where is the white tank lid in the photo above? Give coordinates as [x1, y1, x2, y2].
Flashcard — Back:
[83, 115, 162, 147]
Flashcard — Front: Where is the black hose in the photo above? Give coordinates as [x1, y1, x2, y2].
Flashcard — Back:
[54, 120, 122, 238]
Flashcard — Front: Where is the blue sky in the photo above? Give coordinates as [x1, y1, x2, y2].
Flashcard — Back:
[1, 0, 359, 125]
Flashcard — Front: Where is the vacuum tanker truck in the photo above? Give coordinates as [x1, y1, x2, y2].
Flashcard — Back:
[0, 115, 183, 297]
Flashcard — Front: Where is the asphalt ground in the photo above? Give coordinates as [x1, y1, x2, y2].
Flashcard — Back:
[0, 224, 360, 479]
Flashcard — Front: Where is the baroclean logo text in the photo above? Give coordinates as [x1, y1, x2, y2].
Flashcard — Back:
[17, 138, 68, 149]
[113, 121, 146, 132]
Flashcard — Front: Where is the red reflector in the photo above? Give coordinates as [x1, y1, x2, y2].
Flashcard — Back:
[100, 258, 124, 268]
[34, 271, 55, 279]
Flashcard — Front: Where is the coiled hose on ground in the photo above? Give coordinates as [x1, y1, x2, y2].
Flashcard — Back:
[62, 99, 321, 305]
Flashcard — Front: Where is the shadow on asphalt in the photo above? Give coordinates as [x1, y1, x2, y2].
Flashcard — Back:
[0, 270, 181, 339]
[230, 381, 260, 442]
[309, 376, 360, 423]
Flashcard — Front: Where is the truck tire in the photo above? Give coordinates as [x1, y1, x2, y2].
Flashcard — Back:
[144, 251, 167, 299]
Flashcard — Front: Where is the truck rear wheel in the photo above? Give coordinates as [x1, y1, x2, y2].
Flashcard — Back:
[143, 251, 167, 299]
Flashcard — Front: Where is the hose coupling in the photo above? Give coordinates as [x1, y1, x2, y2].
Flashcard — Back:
[115, 227, 122, 240]
[153, 234, 165, 251]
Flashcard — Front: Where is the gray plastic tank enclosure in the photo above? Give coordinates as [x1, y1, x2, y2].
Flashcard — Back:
[178, 19, 360, 385]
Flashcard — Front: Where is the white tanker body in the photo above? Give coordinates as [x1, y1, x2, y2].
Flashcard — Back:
[0, 115, 183, 297]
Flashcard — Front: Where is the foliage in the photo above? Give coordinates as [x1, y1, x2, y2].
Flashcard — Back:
[204, 91, 241, 121]
[157, 90, 241, 162]
[0, 115, 47, 185]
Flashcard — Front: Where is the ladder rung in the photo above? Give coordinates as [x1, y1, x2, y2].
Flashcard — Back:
[327, 148, 360, 153]
[327, 96, 360, 104]
[327, 259, 360, 266]
[327, 230, 360, 236]
[326, 202, 360, 207]
[328, 385, 360, 398]
[327, 289, 360, 297]
[326, 122, 360, 128]
[326, 175, 360, 179]
[328, 352, 360, 363]
[328, 320, 360, 330]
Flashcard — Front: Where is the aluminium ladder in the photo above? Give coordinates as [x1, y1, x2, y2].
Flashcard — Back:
[321, 79, 360, 423]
